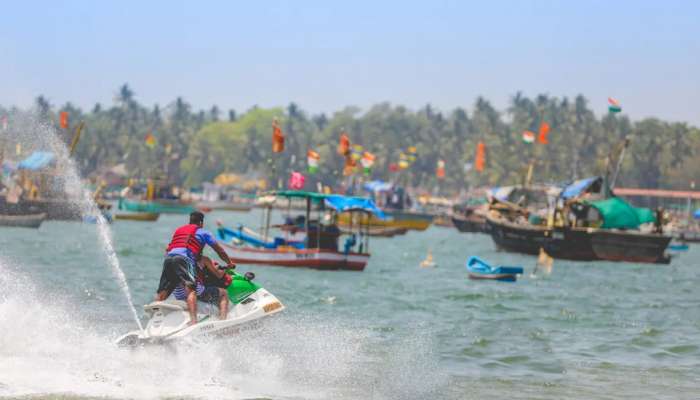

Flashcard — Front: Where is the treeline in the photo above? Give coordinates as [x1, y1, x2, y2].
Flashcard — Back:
[2, 84, 698, 193]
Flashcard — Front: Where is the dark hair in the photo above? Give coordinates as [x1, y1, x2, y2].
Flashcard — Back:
[190, 211, 205, 225]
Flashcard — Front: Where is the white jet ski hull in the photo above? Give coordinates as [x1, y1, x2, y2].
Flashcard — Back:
[116, 287, 284, 347]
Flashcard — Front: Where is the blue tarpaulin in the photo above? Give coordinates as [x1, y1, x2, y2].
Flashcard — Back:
[561, 177, 601, 199]
[324, 195, 386, 219]
[694, 209, 700, 220]
[17, 151, 55, 170]
[363, 180, 393, 193]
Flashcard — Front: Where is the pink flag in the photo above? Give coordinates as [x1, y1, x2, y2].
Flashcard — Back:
[288, 171, 306, 190]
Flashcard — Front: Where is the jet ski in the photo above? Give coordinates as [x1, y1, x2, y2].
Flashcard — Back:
[116, 271, 284, 347]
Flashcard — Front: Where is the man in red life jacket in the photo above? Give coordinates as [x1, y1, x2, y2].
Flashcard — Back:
[156, 211, 235, 325]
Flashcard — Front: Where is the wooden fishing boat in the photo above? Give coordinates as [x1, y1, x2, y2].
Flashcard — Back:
[0, 212, 46, 228]
[216, 191, 384, 271]
[337, 210, 432, 231]
[452, 214, 489, 233]
[340, 225, 408, 237]
[486, 213, 548, 256]
[118, 198, 196, 214]
[114, 212, 160, 221]
[466, 256, 523, 282]
[196, 201, 253, 212]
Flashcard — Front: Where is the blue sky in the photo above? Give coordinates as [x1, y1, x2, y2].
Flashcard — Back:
[1, 0, 698, 124]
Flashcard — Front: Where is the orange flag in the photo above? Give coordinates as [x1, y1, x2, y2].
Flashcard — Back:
[59, 111, 69, 129]
[475, 142, 486, 172]
[272, 118, 284, 153]
[436, 159, 446, 179]
[538, 122, 550, 144]
[338, 132, 350, 155]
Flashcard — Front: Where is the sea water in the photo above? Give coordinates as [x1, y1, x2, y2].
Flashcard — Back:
[1, 209, 699, 399]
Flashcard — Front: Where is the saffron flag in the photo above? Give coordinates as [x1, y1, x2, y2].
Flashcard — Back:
[288, 171, 305, 190]
[475, 142, 486, 172]
[59, 111, 69, 129]
[272, 118, 285, 153]
[361, 151, 376, 175]
[307, 149, 320, 174]
[608, 97, 622, 113]
[145, 132, 156, 148]
[436, 159, 446, 179]
[538, 122, 550, 144]
[338, 132, 350, 155]
[343, 155, 357, 176]
[522, 131, 535, 144]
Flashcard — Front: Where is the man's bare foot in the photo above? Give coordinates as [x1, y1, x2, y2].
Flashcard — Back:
[187, 319, 197, 326]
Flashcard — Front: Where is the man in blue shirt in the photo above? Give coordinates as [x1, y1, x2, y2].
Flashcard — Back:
[156, 211, 235, 325]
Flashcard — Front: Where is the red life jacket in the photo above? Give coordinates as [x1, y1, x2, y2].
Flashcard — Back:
[166, 224, 204, 256]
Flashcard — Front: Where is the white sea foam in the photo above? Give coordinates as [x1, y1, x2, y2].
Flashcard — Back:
[6, 112, 142, 330]
[0, 257, 444, 399]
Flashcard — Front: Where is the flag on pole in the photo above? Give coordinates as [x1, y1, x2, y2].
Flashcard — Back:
[272, 118, 285, 153]
[361, 151, 376, 175]
[608, 97, 622, 113]
[351, 144, 364, 161]
[475, 142, 486, 172]
[436, 159, 446, 179]
[338, 132, 350, 155]
[59, 111, 69, 129]
[538, 122, 550, 144]
[144, 132, 156, 148]
[522, 131, 535, 144]
[307, 149, 320, 174]
[288, 171, 305, 190]
[398, 152, 410, 169]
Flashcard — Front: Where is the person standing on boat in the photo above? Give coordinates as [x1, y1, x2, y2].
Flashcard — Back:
[156, 211, 235, 325]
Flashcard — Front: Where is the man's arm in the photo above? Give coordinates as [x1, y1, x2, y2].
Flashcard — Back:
[211, 242, 235, 268]
[200, 229, 235, 268]
[201, 256, 225, 279]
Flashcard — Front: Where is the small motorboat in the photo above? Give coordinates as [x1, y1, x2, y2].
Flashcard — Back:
[116, 271, 284, 347]
[114, 212, 160, 222]
[668, 242, 689, 252]
[466, 256, 523, 282]
[0, 212, 46, 228]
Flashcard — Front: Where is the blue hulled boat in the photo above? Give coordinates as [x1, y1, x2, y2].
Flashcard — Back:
[466, 256, 524, 282]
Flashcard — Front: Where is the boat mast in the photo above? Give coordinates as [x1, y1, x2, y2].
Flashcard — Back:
[610, 136, 631, 189]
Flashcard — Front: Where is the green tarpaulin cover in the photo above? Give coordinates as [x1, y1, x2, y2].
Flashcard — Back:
[588, 197, 655, 229]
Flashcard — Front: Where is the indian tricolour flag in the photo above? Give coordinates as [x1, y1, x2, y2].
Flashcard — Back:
[307, 149, 320, 173]
[522, 130, 535, 144]
[608, 97, 622, 113]
[361, 151, 376, 175]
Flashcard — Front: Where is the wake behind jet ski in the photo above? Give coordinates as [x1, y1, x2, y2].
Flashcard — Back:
[116, 270, 284, 347]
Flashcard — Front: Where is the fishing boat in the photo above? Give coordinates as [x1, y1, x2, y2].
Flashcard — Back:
[487, 177, 672, 264]
[118, 197, 196, 214]
[114, 212, 160, 221]
[337, 210, 431, 232]
[0, 212, 46, 228]
[216, 191, 384, 271]
[466, 256, 523, 282]
[196, 201, 253, 212]
[452, 212, 489, 233]
[668, 242, 689, 252]
[451, 194, 490, 233]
